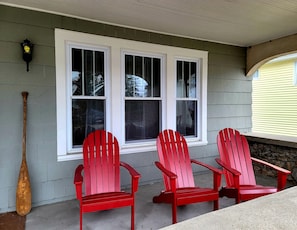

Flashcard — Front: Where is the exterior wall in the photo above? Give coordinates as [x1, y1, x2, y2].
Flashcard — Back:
[246, 135, 297, 183]
[0, 5, 249, 213]
[252, 58, 297, 137]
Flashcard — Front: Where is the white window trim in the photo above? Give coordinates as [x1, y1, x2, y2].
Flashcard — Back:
[120, 49, 165, 149]
[55, 28, 208, 161]
[66, 43, 111, 154]
[175, 57, 201, 138]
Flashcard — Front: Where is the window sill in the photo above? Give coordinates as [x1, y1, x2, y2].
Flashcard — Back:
[57, 139, 208, 161]
[58, 154, 83, 162]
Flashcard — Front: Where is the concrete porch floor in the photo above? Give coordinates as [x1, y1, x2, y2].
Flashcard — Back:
[25, 173, 293, 230]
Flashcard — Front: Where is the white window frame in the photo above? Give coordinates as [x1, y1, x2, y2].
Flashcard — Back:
[67, 43, 110, 152]
[121, 50, 165, 145]
[175, 58, 201, 138]
[55, 28, 208, 161]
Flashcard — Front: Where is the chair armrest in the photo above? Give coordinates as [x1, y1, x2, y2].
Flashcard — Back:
[215, 158, 241, 176]
[191, 159, 222, 190]
[251, 157, 291, 174]
[191, 159, 222, 175]
[120, 161, 141, 193]
[155, 161, 177, 178]
[155, 161, 177, 192]
[74, 164, 84, 201]
[251, 157, 291, 191]
[215, 158, 241, 188]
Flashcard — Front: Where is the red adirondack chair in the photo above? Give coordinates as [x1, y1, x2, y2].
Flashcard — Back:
[216, 128, 291, 203]
[153, 129, 222, 224]
[74, 130, 141, 230]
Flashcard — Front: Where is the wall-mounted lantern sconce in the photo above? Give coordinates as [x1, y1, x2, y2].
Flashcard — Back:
[21, 39, 33, 72]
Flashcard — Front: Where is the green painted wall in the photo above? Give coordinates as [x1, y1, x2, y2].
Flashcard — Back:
[0, 5, 250, 213]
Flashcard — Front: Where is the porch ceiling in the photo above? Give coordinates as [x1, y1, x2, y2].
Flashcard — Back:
[2, 0, 297, 47]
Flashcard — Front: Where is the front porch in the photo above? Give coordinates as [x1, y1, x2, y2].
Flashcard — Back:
[25, 172, 294, 230]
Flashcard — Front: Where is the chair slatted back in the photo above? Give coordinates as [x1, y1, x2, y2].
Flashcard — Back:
[157, 129, 195, 190]
[217, 128, 256, 186]
[83, 130, 120, 195]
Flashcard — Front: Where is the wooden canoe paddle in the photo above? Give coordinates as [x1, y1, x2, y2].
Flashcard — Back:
[16, 91, 32, 216]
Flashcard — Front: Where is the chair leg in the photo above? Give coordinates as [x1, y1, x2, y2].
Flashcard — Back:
[236, 190, 241, 204]
[172, 203, 177, 224]
[214, 199, 219, 210]
[131, 204, 135, 230]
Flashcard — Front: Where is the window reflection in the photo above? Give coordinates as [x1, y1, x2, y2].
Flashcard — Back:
[72, 99, 105, 146]
[72, 49, 105, 96]
[72, 71, 104, 96]
[125, 74, 148, 97]
[71, 47, 106, 147]
[124, 54, 162, 141]
[125, 100, 160, 141]
[176, 60, 198, 136]
[176, 101, 197, 135]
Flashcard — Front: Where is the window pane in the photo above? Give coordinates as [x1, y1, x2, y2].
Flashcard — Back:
[94, 51, 105, 96]
[176, 60, 198, 136]
[72, 49, 105, 96]
[84, 50, 93, 96]
[176, 100, 197, 136]
[143, 57, 152, 96]
[71, 47, 106, 149]
[125, 55, 133, 75]
[125, 100, 161, 141]
[135, 56, 143, 77]
[153, 58, 161, 97]
[72, 99, 105, 147]
[125, 75, 148, 97]
[176, 61, 197, 98]
[189, 62, 197, 98]
[72, 48, 82, 95]
[125, 55, 161, 97]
